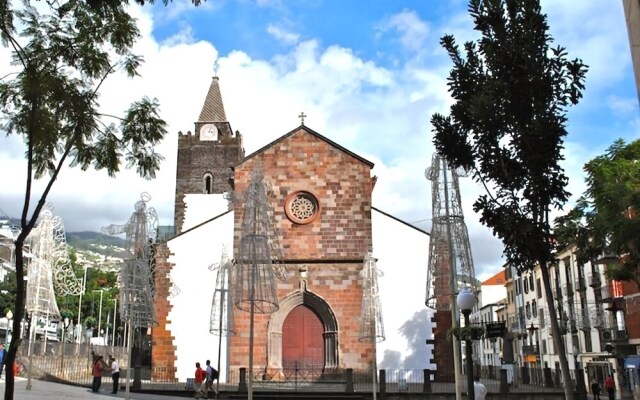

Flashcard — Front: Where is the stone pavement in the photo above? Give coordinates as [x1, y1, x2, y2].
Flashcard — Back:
[0, 377, 190, 399]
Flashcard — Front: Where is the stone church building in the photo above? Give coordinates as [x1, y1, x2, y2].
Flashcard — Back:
[151, 76, 432, 383]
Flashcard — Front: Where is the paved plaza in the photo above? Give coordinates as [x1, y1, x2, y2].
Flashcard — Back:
[0, 377, 190, 399]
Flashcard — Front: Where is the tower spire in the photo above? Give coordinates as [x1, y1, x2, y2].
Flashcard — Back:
[198, 76, 227, 123]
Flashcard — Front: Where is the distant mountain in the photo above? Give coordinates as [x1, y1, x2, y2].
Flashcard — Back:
[66, 231, 128, 259]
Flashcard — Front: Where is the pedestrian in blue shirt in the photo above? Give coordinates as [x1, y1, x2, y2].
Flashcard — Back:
[0, 343, 6, 378]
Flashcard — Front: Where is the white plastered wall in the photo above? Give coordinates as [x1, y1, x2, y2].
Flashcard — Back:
[167, 194, 234, 382]
[372, 209, 434, 370]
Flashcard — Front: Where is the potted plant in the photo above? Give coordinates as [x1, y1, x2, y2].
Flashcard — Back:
[447, 325, 485, 341]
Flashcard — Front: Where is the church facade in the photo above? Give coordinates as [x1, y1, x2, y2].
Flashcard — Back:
[151, 77, 433, 383]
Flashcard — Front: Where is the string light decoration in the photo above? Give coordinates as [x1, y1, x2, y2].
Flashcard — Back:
[425, 153, 478, 309]
[424, 153, 478, 391]
[209, 248, 235, 336]
[102, 192, 158, 400]
[209, 248, 236, 396]
[27, 205, 82, 321]
[359, 251, 385, 400]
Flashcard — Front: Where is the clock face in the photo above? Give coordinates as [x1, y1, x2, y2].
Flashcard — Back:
[200, 124, 218, 141]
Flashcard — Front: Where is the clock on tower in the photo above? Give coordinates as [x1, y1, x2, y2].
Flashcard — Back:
[200, 123, 218, 141]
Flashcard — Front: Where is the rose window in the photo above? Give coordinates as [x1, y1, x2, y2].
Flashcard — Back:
[285, 191, 320, 224]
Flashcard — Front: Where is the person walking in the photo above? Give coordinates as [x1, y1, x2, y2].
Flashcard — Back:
[109, 355, 120, 394]
[605, 374, 616, 400]
[0, 344, 6, 379]
[592, 380, 602, 400]
[194, 362, 207, 399]
[205, 360, 219, 398]
[474, 376, 487, 400]
[91, 355, 106, 393]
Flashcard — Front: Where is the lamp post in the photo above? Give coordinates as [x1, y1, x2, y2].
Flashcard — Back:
[457, 287, 476, 400]
[6, 310, 13, 344]
[527, 323, 539, 384]
[77, 265, 89, 343]
[92, 289, 104, 342]
[112, 297, 117, 347]
[60, 317, 70, 376]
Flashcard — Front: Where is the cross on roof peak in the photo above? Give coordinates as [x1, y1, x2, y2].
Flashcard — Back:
[298, 112, 307, 125]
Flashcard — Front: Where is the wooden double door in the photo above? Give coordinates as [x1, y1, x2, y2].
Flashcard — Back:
[282, 305, 324, 370]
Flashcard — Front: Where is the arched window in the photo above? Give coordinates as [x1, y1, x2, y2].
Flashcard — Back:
[203, 173, 214, 194]
[525, 302, 531, 319]
[532, 300, 537, 318]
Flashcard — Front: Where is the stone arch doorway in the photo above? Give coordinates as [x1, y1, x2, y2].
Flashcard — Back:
[268, 290, 338, 370]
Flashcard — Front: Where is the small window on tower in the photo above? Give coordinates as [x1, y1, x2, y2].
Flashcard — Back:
[203, 173, 214, 194]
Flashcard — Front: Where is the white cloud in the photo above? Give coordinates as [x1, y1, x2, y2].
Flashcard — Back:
[376, 9, 430, 52]
[161, 24, 197, 46]
[266, 24, 299, 45]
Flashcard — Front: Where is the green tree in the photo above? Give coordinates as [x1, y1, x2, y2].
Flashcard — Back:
[0, 1, 167, 397]
[430, 1, 587, 399]
[555, 139, 640, 287]
[0, 271, 18, 316]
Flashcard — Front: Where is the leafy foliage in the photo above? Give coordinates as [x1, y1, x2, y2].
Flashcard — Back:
[0, 271, 18, 315]
[430, 1, 587, 399]
[431, 0, 587, 273]
[555, 139, 640, 287]
[0, 0, 168, 397]
[446, 325, 485, 341]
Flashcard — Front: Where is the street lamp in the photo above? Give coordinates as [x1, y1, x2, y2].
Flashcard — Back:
[77, 265, 89, 343]
[457, 287, 476, 400]
[6, 310, 13, 344]
[92, 289, 104, 343]
[60, 317, 70, 375]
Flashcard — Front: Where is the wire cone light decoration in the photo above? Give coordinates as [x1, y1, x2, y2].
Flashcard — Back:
[234, 169, 280, 313]
[359, 251, 385, 342]
[359, 251, 384, 400]
[210, 249, 236, 336]
[234, 168, 281, 400]
[425, 153, 479, 310]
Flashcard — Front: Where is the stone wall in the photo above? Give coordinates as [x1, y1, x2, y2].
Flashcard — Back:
[151, 242, 177, 380]
[174, 126, 243, 234]
[230, 127, 375, 371]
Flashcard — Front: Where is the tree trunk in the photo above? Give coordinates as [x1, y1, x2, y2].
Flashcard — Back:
[539, 260, 574, 400]
[5, 239, 27, 400]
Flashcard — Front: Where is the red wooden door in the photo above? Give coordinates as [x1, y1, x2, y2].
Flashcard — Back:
[282, 305, 324, 369]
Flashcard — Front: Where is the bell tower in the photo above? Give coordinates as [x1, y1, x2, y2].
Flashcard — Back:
[174, 76, 244, 234]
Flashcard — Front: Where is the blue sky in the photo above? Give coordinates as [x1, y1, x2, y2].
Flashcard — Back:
[0, 0, 638, 277]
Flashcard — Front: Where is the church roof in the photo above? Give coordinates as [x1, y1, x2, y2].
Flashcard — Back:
[240, 125, 375, 168]
[198, 76, 227, 122]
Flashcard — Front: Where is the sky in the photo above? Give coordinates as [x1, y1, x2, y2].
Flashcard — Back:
[0, 2, 637, 282]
